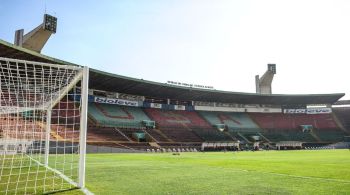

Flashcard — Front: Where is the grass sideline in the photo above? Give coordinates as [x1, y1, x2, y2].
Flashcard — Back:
[4, 150, 350, 194]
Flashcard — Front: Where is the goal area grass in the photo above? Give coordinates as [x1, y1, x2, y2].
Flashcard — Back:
[6, 149, 350, 194]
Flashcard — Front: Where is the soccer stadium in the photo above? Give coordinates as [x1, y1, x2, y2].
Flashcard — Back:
[1, 4, 350, 195]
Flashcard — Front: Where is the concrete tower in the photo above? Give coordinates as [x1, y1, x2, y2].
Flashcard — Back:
[14, 14, 57, 53]
[255, 64, 276, 94]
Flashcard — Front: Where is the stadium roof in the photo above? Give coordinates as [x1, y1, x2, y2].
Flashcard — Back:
[333, 100, 350, 105]
[0, 39, 77, 65]
[0, 39, 345, 105]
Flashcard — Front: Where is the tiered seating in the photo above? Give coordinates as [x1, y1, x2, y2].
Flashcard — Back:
[262, 130, 316, 142]
[50, 125, 80, 140]
[87, 126, 129, 142]
[333, 107, 350, 131]
[199, 111, 260, 132]
[0, 100, 82, 142]
[144, 129, 169, 142]
[236, 132, 261, 142]
[51, 101, 80, 125]
[144, 109, 212, 128]
[249, 113, 338, 129]
[250, 113, 343, 143]
[88, 103, 150, 128]
[192, 128, 233, 141]
[118, 128, 145, 141]
[49, 100, 81, 140]
[144, 109, 218, 142]
[0, 117, 44, 140]
[314, 129, 347, 142]
[159, 127, 203, 142]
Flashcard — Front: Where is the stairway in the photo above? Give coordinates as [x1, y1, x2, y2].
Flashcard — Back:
[309, 131, 321, 142]
[143, 129, 158, 142]
[149, 142, 161, 148]
[154, 129, 173, 142]
[114, 127, 133, 142]
[258, 132, 271, 143]
[331, 113, 349, 134]
[237, 132, 251, 143]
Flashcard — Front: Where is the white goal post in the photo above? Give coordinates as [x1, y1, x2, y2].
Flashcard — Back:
[0, 57, 89, 194]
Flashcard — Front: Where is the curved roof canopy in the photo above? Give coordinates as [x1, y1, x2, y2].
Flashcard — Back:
[0, 39, 344, 105]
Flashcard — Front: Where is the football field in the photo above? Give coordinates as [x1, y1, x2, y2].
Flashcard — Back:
[2, 150, 350, 194]
[54, 149, 350, 195]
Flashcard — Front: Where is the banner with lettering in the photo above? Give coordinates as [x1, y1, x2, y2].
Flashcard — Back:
[94, 96, 139, 107]
[283, 108, 332, 114]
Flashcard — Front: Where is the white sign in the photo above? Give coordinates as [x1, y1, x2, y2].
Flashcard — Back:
[94, 96, 139, 107]
[150, 103, 162, 109]
[284, 108, 332, 114]
[167, 81, 214, 89]
[174, 105, 185, 110]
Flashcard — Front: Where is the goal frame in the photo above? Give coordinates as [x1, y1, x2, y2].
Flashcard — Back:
[0, 57, 89, 193]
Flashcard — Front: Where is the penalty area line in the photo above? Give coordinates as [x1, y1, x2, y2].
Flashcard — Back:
[231, 168, 350, 183]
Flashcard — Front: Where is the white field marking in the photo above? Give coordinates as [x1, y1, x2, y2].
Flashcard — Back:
[81, 187, 95, 195]
[86, 161, 350, 183]
[223, 167, 350, 184]
[255, 170, 350, 183]
[26, 155, 95, 195]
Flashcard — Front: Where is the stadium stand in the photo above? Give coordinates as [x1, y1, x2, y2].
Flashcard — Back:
[157, 127, 203, 142]
[261, 130, 316, 142]
[1, 38, 349, 151]
[249, 113, 338, 129]
[88, 103, 150, 128]
[250, 113, 346, 143]
[144, 109, 211, 128]
[51, 100, 80, 125]
[0, 117, 44, 140]
[199, 111, 260, 132]
[87, 126, 129, 142]
[314, 128, 348, 142]
[333, 107, 350, 131]
[192, 128, 233, 141]
[118, 128, 148, 142]
[143, 128, 170, 142]
[144, 108, 229, 142]
[198, 111, 260, 142]
[50, 100, 81, 140]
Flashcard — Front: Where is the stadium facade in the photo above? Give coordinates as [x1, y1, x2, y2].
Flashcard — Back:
[1, 37, 350, 152]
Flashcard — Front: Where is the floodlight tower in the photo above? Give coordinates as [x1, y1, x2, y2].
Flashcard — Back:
[255, 64, 276, 94]
[14, 14, 57, 53]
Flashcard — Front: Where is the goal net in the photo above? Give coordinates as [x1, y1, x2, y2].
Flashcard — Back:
[0, 57, 89, 194]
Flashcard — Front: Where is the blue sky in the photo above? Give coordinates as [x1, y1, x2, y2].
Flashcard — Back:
[1, 0, 349, 99]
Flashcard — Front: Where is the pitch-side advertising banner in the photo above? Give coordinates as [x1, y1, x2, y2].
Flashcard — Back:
[150, 103, 162, 109]
[94, 96, 139, 107]
[174, 105, 186, 110]
[283, 108, 332, 114]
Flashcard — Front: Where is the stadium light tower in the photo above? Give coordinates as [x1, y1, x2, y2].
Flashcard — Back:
[255, 64, 276, 94]
[14, 14, 57, 53]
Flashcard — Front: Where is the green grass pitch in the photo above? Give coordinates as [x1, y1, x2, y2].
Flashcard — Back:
[3, 150, 350, 194]
[57, 149, 350, 195]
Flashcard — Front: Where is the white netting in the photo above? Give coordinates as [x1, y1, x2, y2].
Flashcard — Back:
[0, 57, 86, 194]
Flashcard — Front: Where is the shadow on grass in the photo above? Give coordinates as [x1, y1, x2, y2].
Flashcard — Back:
[43, 187, 82, 195]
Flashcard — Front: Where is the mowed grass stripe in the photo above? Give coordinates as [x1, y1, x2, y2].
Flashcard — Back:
[17, 150, 349, 194]
[65, 149, 350, 195]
